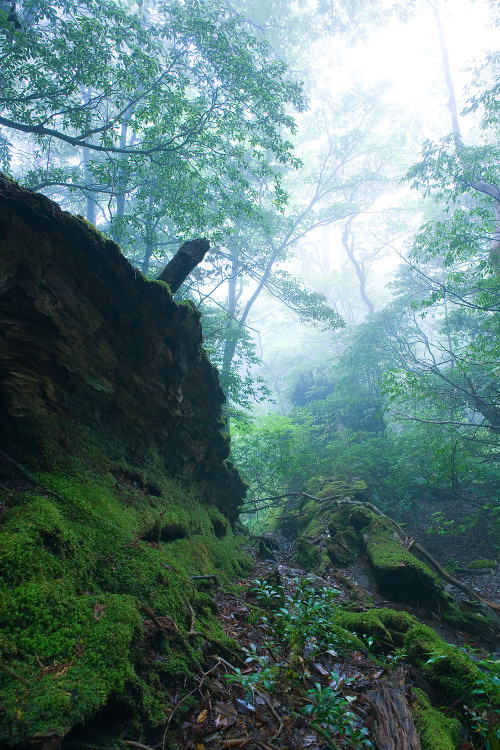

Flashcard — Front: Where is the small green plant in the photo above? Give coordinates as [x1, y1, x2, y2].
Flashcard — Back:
[224, 665, 276, 701]
[302, 676, 372, 748]
[461, 650, 500, 748]
[424, 646, 500, 748]
[249, 579, 283, 601]
[251, 578, 341, 658]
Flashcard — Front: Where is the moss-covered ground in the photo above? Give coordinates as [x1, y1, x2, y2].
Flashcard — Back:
[0, 457, 251, 748]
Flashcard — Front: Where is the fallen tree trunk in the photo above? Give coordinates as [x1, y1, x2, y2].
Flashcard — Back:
[261, 487, 500, 633]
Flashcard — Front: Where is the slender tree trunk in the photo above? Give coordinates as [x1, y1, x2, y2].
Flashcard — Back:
[81, 146, 99, 225]
[111, 114, 135, 245]
[141, 192, 155, 275]
[427, 0, 461, 139]
[341, 218, 374, 314]
[80, 87, 99, 225]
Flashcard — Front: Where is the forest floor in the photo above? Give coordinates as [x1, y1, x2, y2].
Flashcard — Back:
[401, 498, 500, 608]
[169, 525, 499, 750]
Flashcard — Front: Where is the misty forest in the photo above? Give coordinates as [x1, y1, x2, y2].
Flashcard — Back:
[1, 0, 500, 749]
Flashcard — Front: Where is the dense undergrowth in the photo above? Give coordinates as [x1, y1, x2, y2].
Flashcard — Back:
[240, 576, 500, 750]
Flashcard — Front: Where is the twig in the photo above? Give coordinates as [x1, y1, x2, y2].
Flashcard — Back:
[140, 603, 179, 634]
[0, 662, 30, 684]
[192, 574, 218, 586]
[162, 662, 220, 750]
[124, 742, 157, 750]
[181, 596, 202, 636]
[0, 449, 63, 499]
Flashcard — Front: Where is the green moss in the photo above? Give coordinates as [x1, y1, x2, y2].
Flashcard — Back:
[412, 688, 460, 750]
[331, 607, 481, 703]
[468, 559, 497, 570]
[0, 171, 18, 184]
[403, 624, 478, 701]
[0, 463, 249, 747]
[326, 528, 361, 564]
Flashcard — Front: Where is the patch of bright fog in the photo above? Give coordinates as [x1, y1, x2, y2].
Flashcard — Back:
[290, 0, 497, 279]
[319, 0, 496, 138]
[245, 1, 498, 406]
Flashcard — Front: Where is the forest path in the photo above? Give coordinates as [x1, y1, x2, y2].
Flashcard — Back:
[169, 532, 495, 750]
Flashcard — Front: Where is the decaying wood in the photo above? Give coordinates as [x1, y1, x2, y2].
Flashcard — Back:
[371, 668, 421, 750]
[140, 603, 179, 634]
[253, 490, 500, 625]
[158, 238, 210, 293]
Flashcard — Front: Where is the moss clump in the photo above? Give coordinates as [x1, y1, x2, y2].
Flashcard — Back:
[332, 607, 481, 703]
[402, 624, 478, 702]
[326, 528, 361, 564]
[0, 463, 250, 747]
[412, 688, 460, 750]
[291, 499, 496, 639]
[468, 559, 497, 570]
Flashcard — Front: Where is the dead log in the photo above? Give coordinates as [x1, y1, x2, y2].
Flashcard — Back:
[321, 496, 500, 624]
[158, 238, 210, 293]
[371, 668, 421, 750]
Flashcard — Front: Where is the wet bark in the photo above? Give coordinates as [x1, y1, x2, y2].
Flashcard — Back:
[371, 668, 421, 750]
[158, 238, 210, 293]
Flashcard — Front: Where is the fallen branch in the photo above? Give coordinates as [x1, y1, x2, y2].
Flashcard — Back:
[140, 603, 179, 634]
[162, 662, 221, 750]
[192, 574, 218, 586]
[181, 596, 202, 636]
[0, 662, 30, 684]
[410, 540, 500, 620]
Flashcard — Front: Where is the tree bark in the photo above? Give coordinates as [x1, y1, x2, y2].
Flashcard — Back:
[370, 668, 422, 750]
[428, 0, 500, 265]
[158, 238, 210, 293]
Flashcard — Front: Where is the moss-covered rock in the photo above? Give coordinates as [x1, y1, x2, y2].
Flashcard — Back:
[286, 492, 496, 640]
[331, 606, 480, 703]
[0, 467, 251, 747]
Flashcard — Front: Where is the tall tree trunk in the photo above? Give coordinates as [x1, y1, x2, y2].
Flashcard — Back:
[82, 146, 99, 225]
[141, 192, 155, 275]
[111, 114, 135, 245]
[80, 87, 99, 225]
